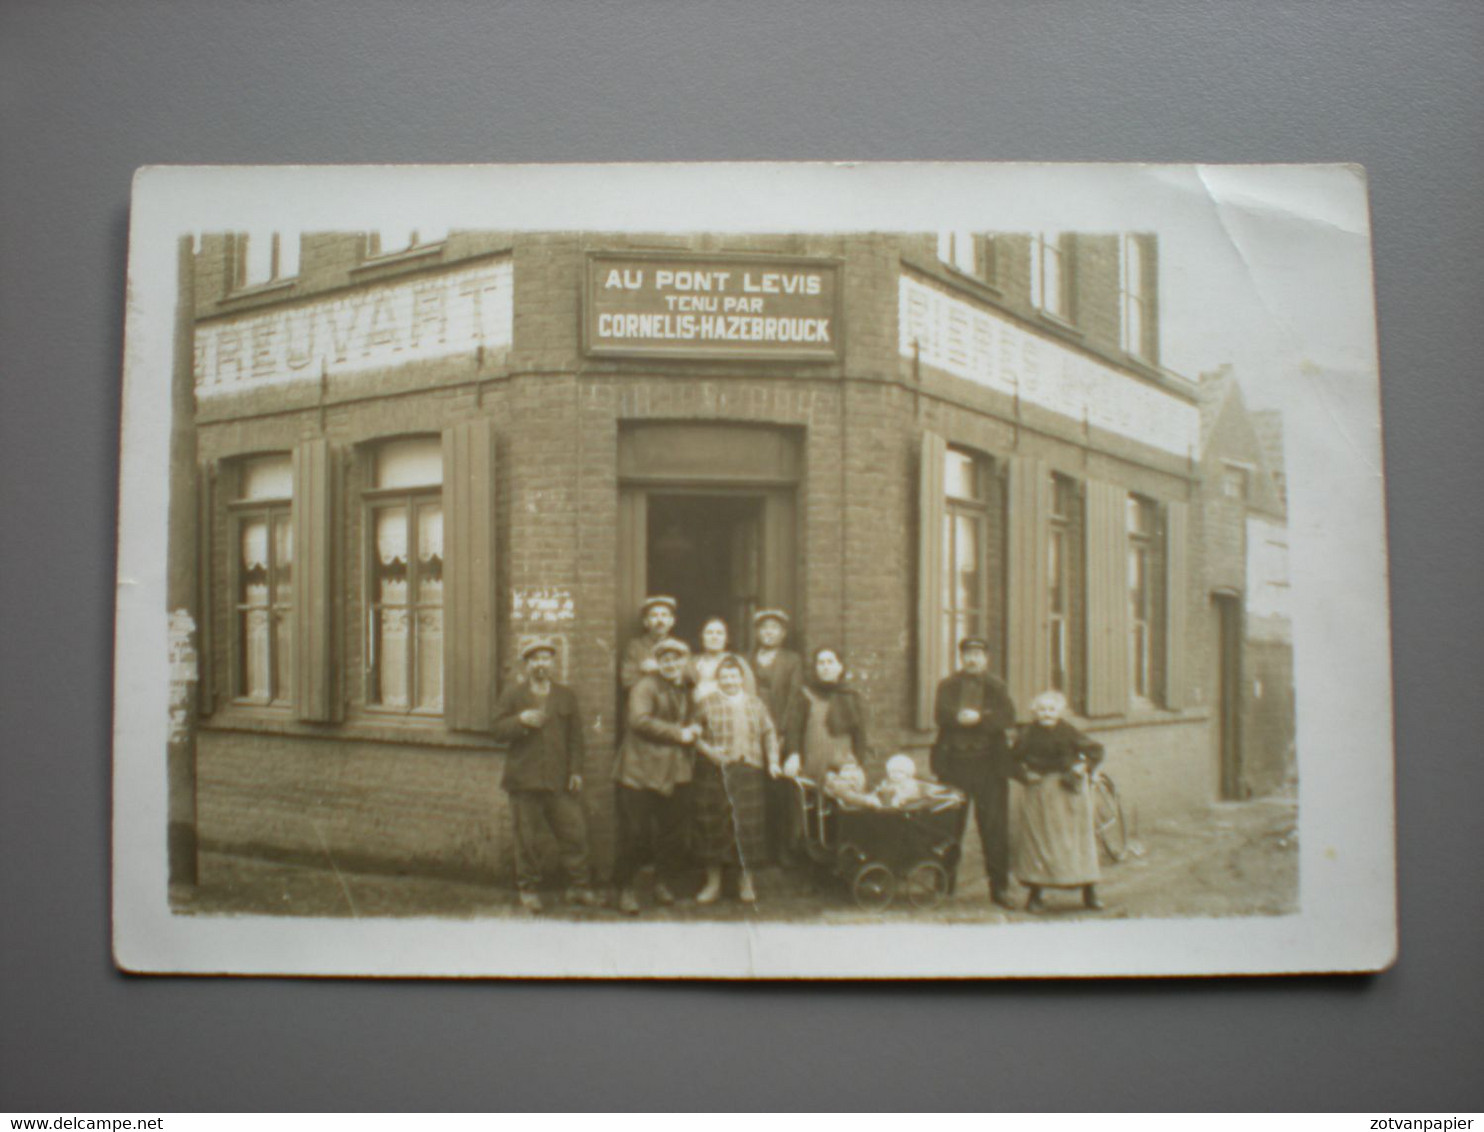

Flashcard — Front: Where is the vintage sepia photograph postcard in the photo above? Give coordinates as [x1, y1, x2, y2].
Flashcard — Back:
[112, 162, 1396, 977]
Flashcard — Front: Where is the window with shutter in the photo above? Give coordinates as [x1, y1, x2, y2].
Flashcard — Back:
[442, 419, 498, 732]
[1164, 499, 1190, 710]
[915, 431, 946, 729]
[293, 438, 337, 722]
[1084, 481, 1130, 716]
[1030, 232, 1072, 322]
[228, 453, 293, 707]
[917, 434, 1003, 728]
[197, 461, 215, 717]
[1048, 472, 1083, 708]
[1005, 455, 1049, 717]
[364, 437, 443, 716]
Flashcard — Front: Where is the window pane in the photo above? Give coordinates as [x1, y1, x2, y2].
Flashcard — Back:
[1041, 234, 1066, 317]
[375, 437, 442, 488]
[374, 606, 409, 708]
[1127, 495, 1153, 535]
[242, 233, 275, 287]
[941, 514, 955, 610]
[372, 505, 410, 707]
[1129, 548, 1148, 614]
[277, 232, 300, 278]
[1048, 529, 1064, 614]
[1133, 624, 1149, 697]
[273, 607, 293, 702]
[241, 607, 270, 699]
[273, 512, 293, 599]
[240, 454, 292, 501]
[1049, 621, 1066, 692]
[1125, 236, 1144, 294]
[955, 514, 981, 613]
[944, 449, 981, 500]
[416, 503, 443, 604]
[1125, 294, 1144, 357]
[416, 609, 443, 710]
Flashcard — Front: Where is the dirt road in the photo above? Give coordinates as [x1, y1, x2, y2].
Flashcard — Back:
[183, 793, 1297, 924]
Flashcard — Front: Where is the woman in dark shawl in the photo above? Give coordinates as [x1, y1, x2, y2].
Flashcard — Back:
[781, 646, 870, 781]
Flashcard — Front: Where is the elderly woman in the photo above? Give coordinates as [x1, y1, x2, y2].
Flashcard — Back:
[690, 616, 756, 703]
[781, 646, 870, 782]
[693, 656, 780, 905]
[1009, 690, 1108, 912]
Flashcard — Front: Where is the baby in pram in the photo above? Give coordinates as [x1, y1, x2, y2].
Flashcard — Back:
[822, 753, 962, 810]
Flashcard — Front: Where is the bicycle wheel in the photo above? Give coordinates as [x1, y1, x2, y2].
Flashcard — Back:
[1093, 773, 1129, 863]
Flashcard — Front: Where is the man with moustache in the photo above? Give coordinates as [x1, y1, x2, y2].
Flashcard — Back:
[930, 637, 1018, 909]
[491, 638, 598, 914]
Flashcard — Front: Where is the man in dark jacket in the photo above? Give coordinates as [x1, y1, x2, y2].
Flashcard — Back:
[931, 637, 1018, 908]
[491, 638, 598, 913]
[612, 637, 700, 915]
[747, 609, 804, 864]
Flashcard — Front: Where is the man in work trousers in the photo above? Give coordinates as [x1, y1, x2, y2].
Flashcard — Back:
[612, 637, 700, 915]
[930, 637, 1018, 909]
[491, 637, 600, 914]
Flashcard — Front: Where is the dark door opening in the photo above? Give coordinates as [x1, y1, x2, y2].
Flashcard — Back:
[646, 493, 763, 649]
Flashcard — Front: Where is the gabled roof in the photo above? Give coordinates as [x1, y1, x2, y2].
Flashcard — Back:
[1197, 365, 1287, 520]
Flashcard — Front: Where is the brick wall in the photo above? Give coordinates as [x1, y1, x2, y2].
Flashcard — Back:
[187, 227, 1234, 887]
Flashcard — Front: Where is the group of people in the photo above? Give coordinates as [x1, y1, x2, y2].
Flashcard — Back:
[492, 594, 1109, 916]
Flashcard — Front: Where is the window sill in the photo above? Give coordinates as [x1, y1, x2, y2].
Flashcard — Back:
[1035, 309, 1081, 337]
[901, 255, 1003, 304]
[1077, 706, 1209, 732]
[201, 708, 498, 752]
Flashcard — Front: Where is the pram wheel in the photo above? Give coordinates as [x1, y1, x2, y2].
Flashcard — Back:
[903, 861, 951, 909]
[851, 862, 896, 910]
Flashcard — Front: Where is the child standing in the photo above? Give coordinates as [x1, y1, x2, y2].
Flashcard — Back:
[1009, 691, 1108, 912]
[693, 656, 779, 905]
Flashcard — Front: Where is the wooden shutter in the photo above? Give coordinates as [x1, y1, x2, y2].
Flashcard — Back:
[1006, 456, 1050, 718]
[1084, 480, 1129, 717]
[1164, 499, 1190, 710]
[915, 431, 947, 729]
[196, 461, 216, 716]
[292, 437, 337, 722]
[443, 418, 498, 732]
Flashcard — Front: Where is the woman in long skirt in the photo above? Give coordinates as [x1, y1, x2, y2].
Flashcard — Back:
[693, 656, 780, 904]
[1010, 690, 1108, 912]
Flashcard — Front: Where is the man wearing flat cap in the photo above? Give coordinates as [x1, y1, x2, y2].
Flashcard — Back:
[747, 609, 803, 863]
[619, 595, 680, 691]
[491, 638, 598, 913]
[612, 637, 700, 914]
[931, 636, 1018, 908]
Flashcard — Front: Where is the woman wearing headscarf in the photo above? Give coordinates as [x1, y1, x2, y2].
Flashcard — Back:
[781, 646, 870, 781]
[693, 656, 780, 904]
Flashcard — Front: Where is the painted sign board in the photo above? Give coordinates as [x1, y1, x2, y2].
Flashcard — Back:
[899, 272, 1200, 458]
[194, 256, 513, 397]
[584, 252, 842, 361]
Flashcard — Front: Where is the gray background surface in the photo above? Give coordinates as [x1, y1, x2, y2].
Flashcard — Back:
[2, 0, 1480, 1112]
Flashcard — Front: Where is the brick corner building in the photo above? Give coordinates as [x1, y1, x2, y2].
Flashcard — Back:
[165, 226, 1295, 895]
